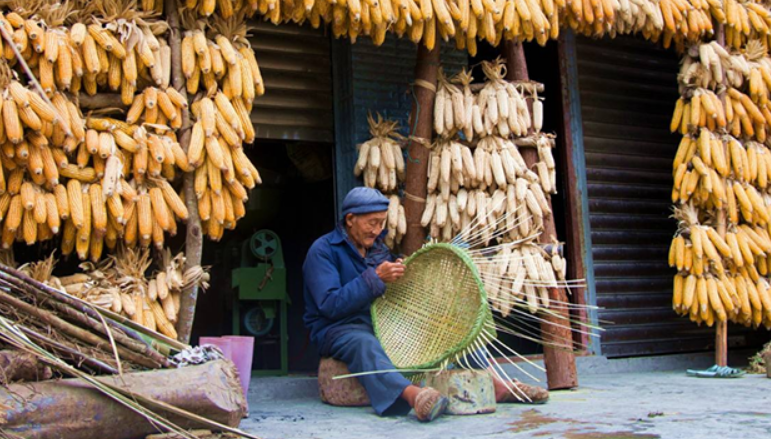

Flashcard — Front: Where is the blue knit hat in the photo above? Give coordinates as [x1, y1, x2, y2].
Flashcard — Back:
[341, 187, 389, 217]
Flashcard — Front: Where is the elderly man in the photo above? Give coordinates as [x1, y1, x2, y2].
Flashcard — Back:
[303, 187, 548, 422]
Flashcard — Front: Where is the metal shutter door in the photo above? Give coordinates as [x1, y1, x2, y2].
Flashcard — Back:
[576, 36, 715, 357]
[248, 21, 334, 143]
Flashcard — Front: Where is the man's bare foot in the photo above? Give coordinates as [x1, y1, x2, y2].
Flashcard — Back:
[401, 384, 422, 407]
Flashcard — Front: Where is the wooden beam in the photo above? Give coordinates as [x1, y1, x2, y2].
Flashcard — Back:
[468, 80, 545, 94]
[401, 44, 441, 255]
[503, 40, 578, 390]
[166, 0, 203, 344]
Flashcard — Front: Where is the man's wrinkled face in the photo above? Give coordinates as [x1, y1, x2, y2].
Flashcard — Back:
[346, 211, 387, 249]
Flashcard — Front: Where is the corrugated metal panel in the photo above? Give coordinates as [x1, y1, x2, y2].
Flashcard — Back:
[247, 21, 334, 142]
[576, 36, 716, 357]
[333, 37, 467, 213]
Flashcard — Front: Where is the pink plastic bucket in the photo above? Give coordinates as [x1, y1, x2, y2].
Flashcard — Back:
[223, 336, 254, 398]
[199, 337, 233, 359]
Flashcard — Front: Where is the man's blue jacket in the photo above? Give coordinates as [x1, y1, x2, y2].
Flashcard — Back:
[302, 225, 393, 347]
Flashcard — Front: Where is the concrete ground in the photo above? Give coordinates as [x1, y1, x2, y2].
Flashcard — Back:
[240, 352, 771, 439]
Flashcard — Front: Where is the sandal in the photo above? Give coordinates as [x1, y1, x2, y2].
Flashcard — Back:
[414, 387, 448, 422]
[686, 364, 745, 378]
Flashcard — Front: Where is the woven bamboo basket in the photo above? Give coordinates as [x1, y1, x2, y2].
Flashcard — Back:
[372, 243, 494, 372]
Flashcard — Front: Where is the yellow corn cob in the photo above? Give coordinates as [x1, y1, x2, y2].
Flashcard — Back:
[138, 193, 152, 239]
[165, 86, 188, 109]
[150, 299, 177, 339]
[57, 218, 74, 255]
[222, 187, 235, 228]
[89, 184, 107, 236]
[3, 98, 23, 144]
[207, 158, 223, 195]
[673, 274, 684, 312]
[158, 180, 189, 220]
[20, 182, 35, 211]
[61, 165, 97, 182]
[22, 209, 37, 245]
[0, 193, 10, 221]
[228, 56, 243, 98]
[150, 213, 163, 249]
[232, 97, 255, 143]
[187, 121, 205, 166]
[42, 193, 60, 233]
[27, 91, 55, 124]
[210, 43, 225, 77]
[66, 179, 85, 229]
[216, 36, 237, 65]
[8, 82, 29, 109]
[82, 34, 100, 74]
[211, 189, 225, 225]
[33, 192, 47, 224]
[87, 24, 113, 52]
[78, 188, 91, 241]
[198, 189, 211, 221]
[157, 91, 178, 121]
[162, 292, 177, 323]
[5, 195, 22, 232]
[106, 192, 125, 224]
[181, 35, 196, 78]
[149, 187, 171, 231]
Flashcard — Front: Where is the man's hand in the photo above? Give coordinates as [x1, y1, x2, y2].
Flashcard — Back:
[376, 260, 405, 283]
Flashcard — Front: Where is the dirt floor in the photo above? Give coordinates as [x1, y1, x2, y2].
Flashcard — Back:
[240, 371, 771, 439]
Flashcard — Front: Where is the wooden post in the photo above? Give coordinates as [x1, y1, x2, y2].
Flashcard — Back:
[402, 44, 441, 255]
[166, 0, 203, 344]
[503, 40, 578, 390]
[715, 23, 728, 367]
[556, 33, 591, 351]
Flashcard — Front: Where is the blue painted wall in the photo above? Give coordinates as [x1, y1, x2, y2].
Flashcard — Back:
[332, 37, 467, 216]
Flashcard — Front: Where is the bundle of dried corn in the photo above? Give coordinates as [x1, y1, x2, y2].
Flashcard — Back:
[188, 96, 261, 241]
[352, 114, 407, 248]
[55, 247, 209, 338]
[434, 64, 534, 140]
[0, 0, 170, 102]
[174, 11, 264, 241]
[237, 0, 760, 54]
[669, 39, 771, 330]
[0, 253, 176, 372]
[421, 61, 554, 245]
[418, 60, 563, 318]
[181, 12, 264, 105]
[0, 0, 266, 258]
[355, 113, 406, 193]
[476, 241, 566, 317]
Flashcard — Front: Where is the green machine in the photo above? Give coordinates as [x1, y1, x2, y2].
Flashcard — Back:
[231, 229, 290, 376]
